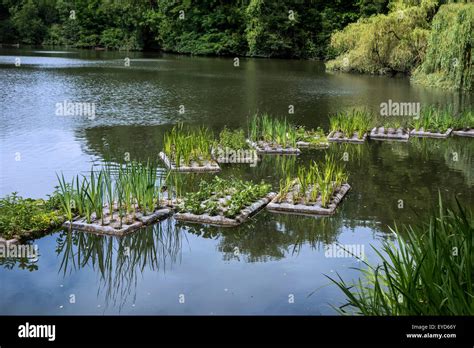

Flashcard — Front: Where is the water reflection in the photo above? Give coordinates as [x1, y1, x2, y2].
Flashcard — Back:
[56, 220, 182, 310]
[179, 211, 346, 262]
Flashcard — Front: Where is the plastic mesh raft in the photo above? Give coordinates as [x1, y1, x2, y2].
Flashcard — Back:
[267, 184, 350, 216]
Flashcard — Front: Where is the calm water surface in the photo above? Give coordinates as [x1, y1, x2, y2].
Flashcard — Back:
[0, 48, 472, 314]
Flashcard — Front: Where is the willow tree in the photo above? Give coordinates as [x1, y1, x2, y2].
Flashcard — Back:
[412, 3, 473, 91]
[326, 0, 438, 74]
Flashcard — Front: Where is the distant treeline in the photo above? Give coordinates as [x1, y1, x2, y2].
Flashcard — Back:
[0, 0, 390, 59]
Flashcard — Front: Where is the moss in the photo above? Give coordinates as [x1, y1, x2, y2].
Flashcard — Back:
[412, 3, 473, 91]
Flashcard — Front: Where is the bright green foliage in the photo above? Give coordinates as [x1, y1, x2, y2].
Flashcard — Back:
[180, 176, 270, 219]
[215, 127, 250, 150]
[278, 155, 348, 208]
[453, 109, 474, 130]
[295, 126, 328, 145]
[0, 0, 381, 58]
[56, 161, 161, 227]
[249, 113, 298, 148]
[412, 3, 474, 91]
[410, 105, 456, 133]
[329, 109, 373, 139]
[326, 0, 437, 74]
[330, 197, 474, 315]
[163, 123, 214, 167]
[0, 193, 63, 239]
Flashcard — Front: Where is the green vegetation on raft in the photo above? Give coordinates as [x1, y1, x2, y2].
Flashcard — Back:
[56, 161, 162, 228]
[179, 176, 271, 219]
[248, 113, 298, 148]
[214, 127, 251, 150]
[163, 124, 214, 167]
[277, 155, 348, 208]
[295, 126, 329, 145]
[329, 109, 372, 139]
[329, 196, 474, 315]
[0, 192, 64, 240]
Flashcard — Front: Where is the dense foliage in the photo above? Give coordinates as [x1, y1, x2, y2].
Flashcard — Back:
[326, 0, 438, 74]
[326, 0, 473, 91]
[412, 2, 473, 91]
[0, 0, 386, 58]
[0, 192, 63, 239]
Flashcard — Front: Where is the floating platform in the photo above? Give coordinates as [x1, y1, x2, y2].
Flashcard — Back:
[63, 208, 173, 236]
[296, 140, 330, 148]
[409, 128, 452, 138]
[369, 127, 409, 141]
[247, 140, 301, 154]
[159, 152, 221, 172]
[327, 131, 367, 144]
[174, 192, 276, 227]
[452, 129, 474, 137]
[267, 184, 350, 216]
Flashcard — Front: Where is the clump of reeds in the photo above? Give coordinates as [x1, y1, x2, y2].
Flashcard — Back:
[329, 109, 372, 139]
[453, 108, 473, 130]
[215, 127, 250, 150]
[56, 161, 161, 227]
[163, 123, 214, 167]
[277, 154, 348, 207]
[329, 196, 474, 315]
[248, 113, 298, 148]
[410, 105, 455, 133]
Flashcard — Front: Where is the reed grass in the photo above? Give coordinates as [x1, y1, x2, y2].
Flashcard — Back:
[163, 123, 214, 167]
[215, 127, 250, 150]
[329, 109, 373, 139]
[249, 113, 298, 148]
[277, 155, 348, 207]
[329, 196, 474, 315]
[56, 161, 161, 226]
[410, 105, 455, 133]
[453, 109, 474, 130]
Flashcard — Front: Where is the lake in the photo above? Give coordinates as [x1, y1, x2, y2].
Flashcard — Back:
[0, 48, 472, 314]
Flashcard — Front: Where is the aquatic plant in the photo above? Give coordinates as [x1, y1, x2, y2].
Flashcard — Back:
[295, 126, 328, 145]
[410, 105, 455, 133]
[163, 123, 214, 167]
[56, 161, 162, 226]
[248, 113, 298, 148]
[329, 196, 474, 315]
[277, 154, 348, 207]
[453, 109, 474, 130]
[329, 109, 372, 139]
[179, 176, 271, 219]
[215, 127, 250, 150]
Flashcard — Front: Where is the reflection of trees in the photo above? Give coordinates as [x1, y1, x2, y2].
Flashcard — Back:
[335, 138, 474, 231]
[180, 211, 345, 262]
[56, 219, 182, 310]
[0, 246, 38, 272]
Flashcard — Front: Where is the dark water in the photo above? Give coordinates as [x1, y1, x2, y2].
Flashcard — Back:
[0, 48, 472, 314]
